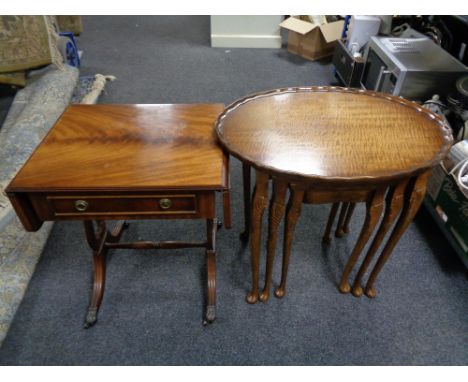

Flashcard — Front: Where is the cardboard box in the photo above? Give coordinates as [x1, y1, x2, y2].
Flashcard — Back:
[280, 16, 344, 61]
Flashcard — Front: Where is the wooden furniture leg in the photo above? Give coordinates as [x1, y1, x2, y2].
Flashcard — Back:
[84, 217, 217, 327]
[351, 182, 407, 297]
[204, 218, 217, 325]
[221, 154, 232, 230]
[83, 220, 128, 328]
[240, 163, 251, 242]
[365, 172, 429, 298]
[335, 202, 350, 238]
[274, 185, 305, 299]
[222, 190, 232, 229]
[338, 189, 386, 294]
[246, 170, 269, 304]
[342, 202, 356, 234]
[259, 180, 288, 302]
[322, 202, 339, 245]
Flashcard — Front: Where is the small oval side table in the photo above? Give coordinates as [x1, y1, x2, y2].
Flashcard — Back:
[215, 87, 452, 303]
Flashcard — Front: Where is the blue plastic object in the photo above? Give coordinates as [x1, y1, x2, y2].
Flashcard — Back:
[59, 32, 80, 68]
[341, 15, 351, 39]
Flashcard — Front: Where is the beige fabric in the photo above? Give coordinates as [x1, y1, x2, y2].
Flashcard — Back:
[0, 71, 26, 87]
[0, 16, 63, 78]
[56, 16, 83, 35]
[44, 16, 65, 72]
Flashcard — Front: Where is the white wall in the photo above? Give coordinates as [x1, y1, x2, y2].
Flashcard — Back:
[210, 16, 283, 48]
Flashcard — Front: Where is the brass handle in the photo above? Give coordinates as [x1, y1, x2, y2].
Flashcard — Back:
[75, 200, 89, 212]
[159, 198, 172, 210]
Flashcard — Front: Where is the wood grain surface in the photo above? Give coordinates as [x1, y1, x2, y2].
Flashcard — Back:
[8, 104, 227, 192]
[216, 87, 452, 186]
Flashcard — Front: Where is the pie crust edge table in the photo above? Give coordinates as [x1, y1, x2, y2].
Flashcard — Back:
[215, 86, 452, 304]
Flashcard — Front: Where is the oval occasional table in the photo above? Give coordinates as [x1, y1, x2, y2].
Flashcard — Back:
[215, 87, 452, 304]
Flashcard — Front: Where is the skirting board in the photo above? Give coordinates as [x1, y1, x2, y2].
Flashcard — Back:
[211, 34, 282, 49]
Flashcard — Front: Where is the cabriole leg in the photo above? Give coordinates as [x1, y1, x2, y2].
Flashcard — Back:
[342, 202, 356, 234]
[246, 170, 269, 304]
[274, 185, 305, 299]
[338, 189, 386, 294]
[322, 202, 339, 245]
[335, 202, 350, 238]
[365, 173, 429, 298]
[259, 180, 288, 302]
[240, 163, 251, 241]
[222, 190, 232, 229]
[351, 182, 406, 297]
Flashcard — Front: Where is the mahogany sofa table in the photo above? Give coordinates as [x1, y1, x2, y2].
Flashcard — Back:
[215, 87, 452, 304]
[6, 103, 231, 327]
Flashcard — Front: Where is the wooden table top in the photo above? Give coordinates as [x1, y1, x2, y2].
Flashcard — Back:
[216, 87, 453, 186]
[8, 104, 227, 192]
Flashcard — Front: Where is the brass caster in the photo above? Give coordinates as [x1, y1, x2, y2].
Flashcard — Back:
[203, 306, 216, 326]
[83, 309, 98, 329]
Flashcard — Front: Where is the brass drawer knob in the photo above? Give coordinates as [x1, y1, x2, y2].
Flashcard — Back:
[75, 200, 89, 212]
[159, 198, 172, 210]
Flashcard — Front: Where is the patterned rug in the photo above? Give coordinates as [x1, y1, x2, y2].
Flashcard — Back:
[71, 75, 103, 103]
[0, 70, 114, 345]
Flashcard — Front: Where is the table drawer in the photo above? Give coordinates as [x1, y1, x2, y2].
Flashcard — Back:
[46, 194, 198, 217]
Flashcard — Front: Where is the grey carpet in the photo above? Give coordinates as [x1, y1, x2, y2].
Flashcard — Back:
[0, 86, 16, 129]
[0, 16, 466, 365]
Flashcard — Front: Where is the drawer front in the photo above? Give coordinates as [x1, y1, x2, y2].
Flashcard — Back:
[47, 194, 197, 217]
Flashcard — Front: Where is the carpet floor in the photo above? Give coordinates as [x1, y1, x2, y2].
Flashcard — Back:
[0, 16, 466, 365]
